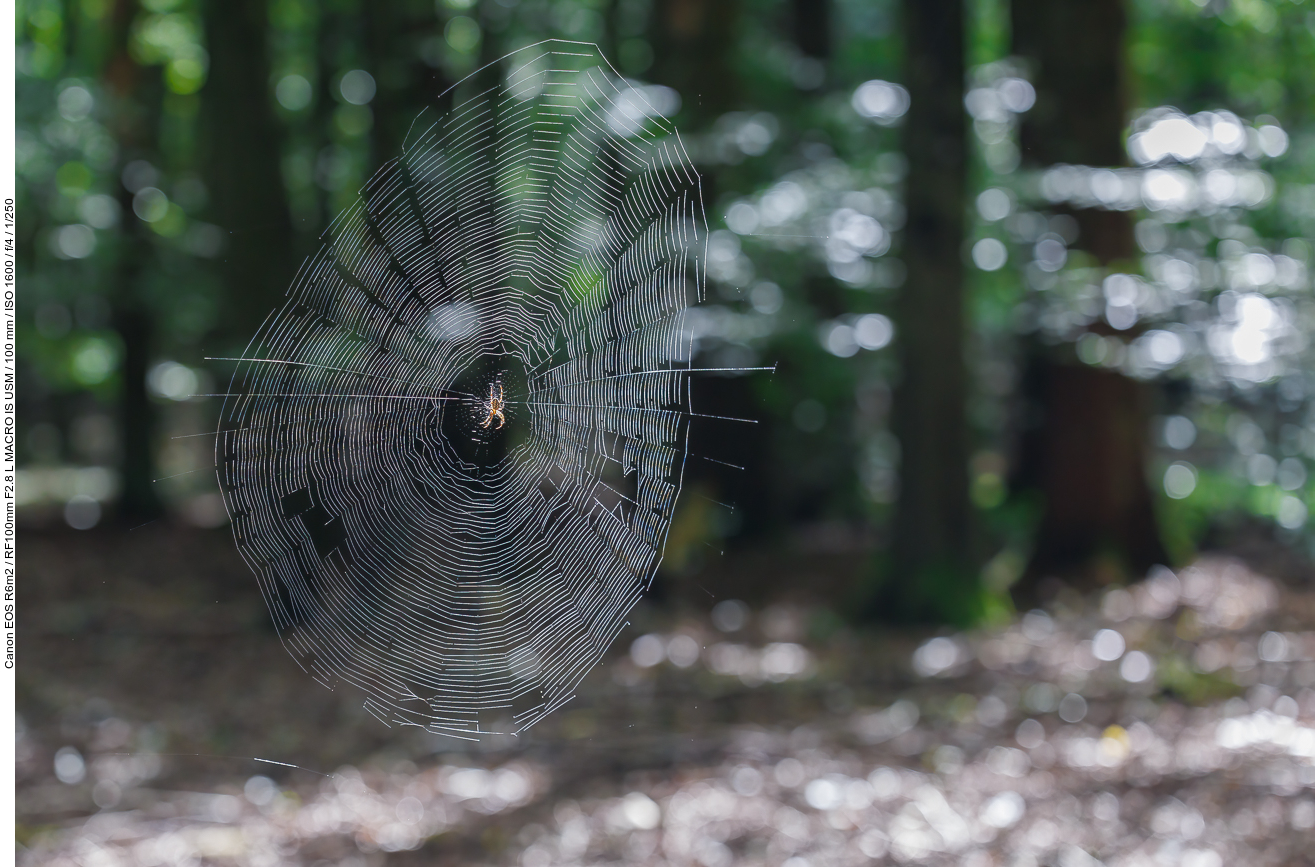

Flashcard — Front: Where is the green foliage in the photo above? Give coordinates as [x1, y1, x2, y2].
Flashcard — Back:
[1156, 649, 1242, 704]
[866, 554, 991, 628]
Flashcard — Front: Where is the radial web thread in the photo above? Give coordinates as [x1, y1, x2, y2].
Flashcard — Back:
[217, 41, 710, 738]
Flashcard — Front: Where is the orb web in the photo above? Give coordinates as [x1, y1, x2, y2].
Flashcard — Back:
[216, 41, 710, 738]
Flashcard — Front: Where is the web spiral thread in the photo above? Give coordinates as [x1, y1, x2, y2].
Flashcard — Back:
[216, 41, 707, 738]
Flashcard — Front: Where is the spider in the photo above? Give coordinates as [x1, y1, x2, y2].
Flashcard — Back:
[481, 382, 506, 430]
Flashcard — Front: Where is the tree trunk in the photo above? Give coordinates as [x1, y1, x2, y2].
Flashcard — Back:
[650, 0, 740, 125]
[1014, 361, 1168, 598]
[1014, 0, 1128, 168]
[872, 0, 974, 624]
[201, 0, 294, 343]
[105, 0, 161, 522]
[1010, 0, 1169, 603]
[791, 0, 831, 60]
[113, 306, 159, 521]
[365, 3, 451, 174]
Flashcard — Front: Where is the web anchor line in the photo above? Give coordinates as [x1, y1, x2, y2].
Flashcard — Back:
[537, 407, 748, 475]
[696, 492, 736, 512]
[515, 400, 758, 424]
[171, 406, 427, 440]
[195, 393, 465, 401]
[539, 364, 777, 390]
[205, 356, 478, 398]
[104, 752, 337, 779]
[693, 454, 745, 471]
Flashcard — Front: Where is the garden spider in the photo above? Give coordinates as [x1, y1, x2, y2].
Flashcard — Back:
[482, 382, 506, 430]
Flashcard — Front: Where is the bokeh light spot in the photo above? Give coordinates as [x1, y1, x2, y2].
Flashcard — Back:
[972, 238, 1008, 271]
[1164, 462, 1197, 499]
[339, 69, 376, 105]
[276, 74, 312, 110]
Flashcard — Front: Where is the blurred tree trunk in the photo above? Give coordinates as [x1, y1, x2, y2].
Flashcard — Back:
[650, 0, 739, 125]
[201, 0, 295, 343]
[872, 0, 975, 624]
[1010, 0, 1168, 603]
[791, 0, 831, 60]
[114, 306, 159, 521]
[105, 0, 161, 522]
[365, 3, 451, 173]
[1014, 1, 1127, 168]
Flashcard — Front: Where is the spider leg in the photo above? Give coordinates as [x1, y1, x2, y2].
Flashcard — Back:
[496, 411, 505, 430]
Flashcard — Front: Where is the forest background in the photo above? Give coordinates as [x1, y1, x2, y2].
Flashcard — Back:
[13, 0, 1315, 623]
[15, 1, 1315, 863]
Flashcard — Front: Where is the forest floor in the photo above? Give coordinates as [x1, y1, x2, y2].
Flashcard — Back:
[16, 524, 1315, 867]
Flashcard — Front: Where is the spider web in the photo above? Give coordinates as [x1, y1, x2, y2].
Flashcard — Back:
[215, 41, 736, 739]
